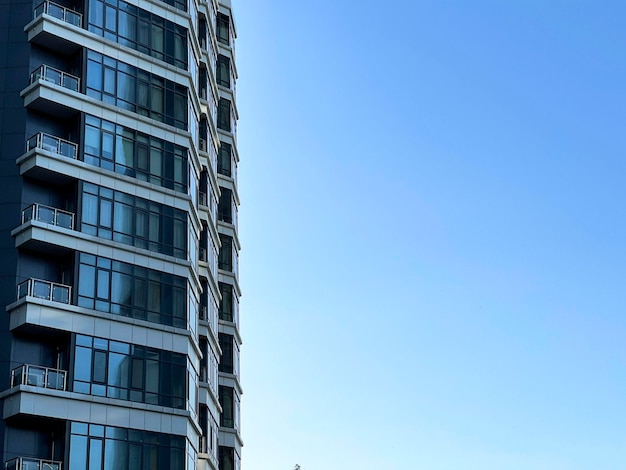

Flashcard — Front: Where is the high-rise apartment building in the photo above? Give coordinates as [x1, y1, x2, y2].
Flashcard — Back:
[0, 0, 241, 468]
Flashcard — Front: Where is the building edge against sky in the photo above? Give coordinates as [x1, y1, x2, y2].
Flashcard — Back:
[0, 0, 241, 468]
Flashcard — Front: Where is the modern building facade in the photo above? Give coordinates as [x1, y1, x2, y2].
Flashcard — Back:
[0, 0, 241, 468]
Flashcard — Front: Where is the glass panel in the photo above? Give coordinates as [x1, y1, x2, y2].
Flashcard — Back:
[23, 205, 34, 223]
[108, 352, 129, 388]
[111, 272, 132, 306]
[93, 350, 107, 383]
[63, 74, 79, 92]
[89, 438, 104, 470]
[97, 269, 110, 299]
[38, 205, 55, 224]
[100, 199, 112, 228]
[69, 435, 89, 470]
[26, 366, 46, 387]
[74, 345, 92, 382]
[48, 3, 64, 19]
[60, 140, 77, 158]
[68, 10, 82, 27]
[41, 134, 59, 152]
[56, 211, 73, 229]
[82, 193, 99, 227]
[32, 280, 51, 299]
[78, 264, 96, 297]
[105, 439, 128, 470]
[47, 370, 65, 390]
[46, 67, 62, 85]
[52, 284, 70, 303]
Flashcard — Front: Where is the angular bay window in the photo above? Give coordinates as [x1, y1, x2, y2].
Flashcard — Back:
[69, 422, 185, 470]
[83, 115, 188, 193]
[218, 188, 232, 224]
[80, 182, 187, 258]
[86, 51, 188, 130]
[218, 235, 233, 271]
[217, 55, 230, 88]
[218, 141, 232, 177]
[87, 0, 188, 69]
[217, 98, 231, 132]
[218, 333, 233, 374]
[218, 282, 233, 322]
[217, 13, 230, 45]
[73, 334, 187, 408]
[77, 253, 187, 328]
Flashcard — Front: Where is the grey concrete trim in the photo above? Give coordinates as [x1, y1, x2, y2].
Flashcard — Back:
[6, 298, 201, 362]
[1, 386, 200, 437]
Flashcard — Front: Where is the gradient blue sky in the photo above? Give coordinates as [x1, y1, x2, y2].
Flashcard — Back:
[233, 1, 626, 469]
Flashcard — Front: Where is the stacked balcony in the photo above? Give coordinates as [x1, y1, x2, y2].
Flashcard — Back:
[22, 65, 81, 118]
[26, 0, 83, 54]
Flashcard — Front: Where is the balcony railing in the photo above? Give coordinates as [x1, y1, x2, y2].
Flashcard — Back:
[11, 364, 67, 391]
[27, 132, 78, 159]
[17, 278, 71, 304]
[30, 65, 80, 93]
[22, 203, 75, 230]
[34, 0, 82, 26]
[5, 457, 62, 470]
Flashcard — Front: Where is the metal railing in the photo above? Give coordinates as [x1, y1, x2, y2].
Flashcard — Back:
[22, 203, 75, 230]
[30, 65, 80, 93]
[17, 278, 71, 304]
[27, 132, 77, 159]
[5, 457, 62, 470]
[11, 364, 67, 391]
[34, 0, 82, 26]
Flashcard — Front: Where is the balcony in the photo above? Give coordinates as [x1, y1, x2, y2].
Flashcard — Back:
[22, 65, 81, 117]
[11, 364, 67, 391]
[18, 133, 79, 185]
[27, 132, 77, 159]
[17, 278, 71, 305]
[5, 457, 61, 470]
[34, 0, 81, 26]
[22, 204, 74, 230]
[27, 0, 83, 54]
[13, 204, 76, 254]
[31, 65, 79, 91]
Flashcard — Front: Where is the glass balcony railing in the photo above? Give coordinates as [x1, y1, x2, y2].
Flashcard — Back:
[11, 364, 67, 391]
[27, 132, 78, 159]
[17, 278, 71, 304]
[22, 203, 75, 230]
[34, 0, 82, 27]
[199, 247, 208, 262]
[30, 65, 80, 93]
[199, 305, 208, 321]
[5, 457, 62, 470]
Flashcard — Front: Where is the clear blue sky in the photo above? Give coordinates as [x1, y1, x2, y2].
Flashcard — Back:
[234, 1, 626, 468]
